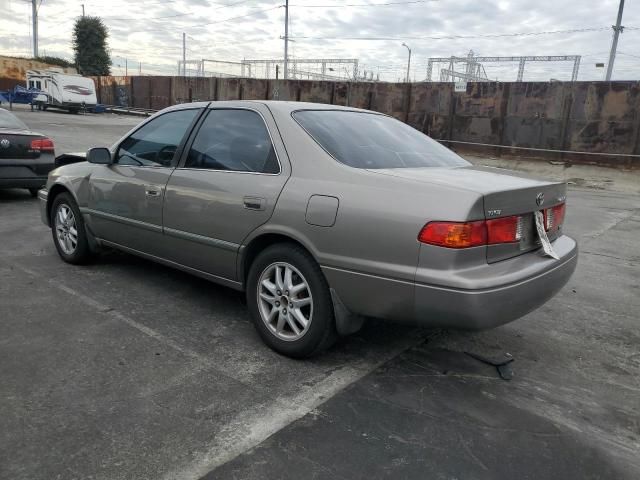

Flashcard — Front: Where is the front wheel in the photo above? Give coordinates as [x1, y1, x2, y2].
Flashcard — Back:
[246, 243, 336, 358]
[50, 192, 92, 264]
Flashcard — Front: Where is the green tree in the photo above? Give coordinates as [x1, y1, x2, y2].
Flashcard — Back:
[72, 16, 111, 75]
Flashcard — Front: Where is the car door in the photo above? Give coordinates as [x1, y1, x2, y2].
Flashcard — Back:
[162, 105, 290, 282]
[87, 107, 202, 254]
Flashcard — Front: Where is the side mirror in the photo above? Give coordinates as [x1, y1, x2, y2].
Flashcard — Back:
[87, 147, 112, 164]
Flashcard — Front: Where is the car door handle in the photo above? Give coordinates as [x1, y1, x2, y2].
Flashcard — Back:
[243, 196, 265, 211]
[145, 186, 162, 197]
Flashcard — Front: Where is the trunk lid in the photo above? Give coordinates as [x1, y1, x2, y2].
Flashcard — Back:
[0, 130, 43, 160]
[368, 165, 567, 263]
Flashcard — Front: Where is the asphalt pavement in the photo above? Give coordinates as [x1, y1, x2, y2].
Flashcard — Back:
[1, 106, 639, 479]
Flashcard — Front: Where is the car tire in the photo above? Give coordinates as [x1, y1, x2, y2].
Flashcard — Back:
[50, 192, 92, 264]
[247, 243, 337, 358]
[28, 188, 39, 198]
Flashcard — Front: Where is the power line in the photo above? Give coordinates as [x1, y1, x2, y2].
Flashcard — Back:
[290, 0, 438, 6]
[289, 27, 612, 41]
[134, 4, 282, 32]
[102, 0, 264, 21]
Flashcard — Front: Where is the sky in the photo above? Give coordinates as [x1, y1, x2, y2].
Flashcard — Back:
[1, 0, 639, 82]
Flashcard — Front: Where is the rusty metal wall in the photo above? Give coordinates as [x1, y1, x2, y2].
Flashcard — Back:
[75, 76, 640, 163]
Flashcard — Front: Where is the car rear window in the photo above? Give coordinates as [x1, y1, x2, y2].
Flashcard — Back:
[0, 109, 28, 130]
[293, 110, 469, 169]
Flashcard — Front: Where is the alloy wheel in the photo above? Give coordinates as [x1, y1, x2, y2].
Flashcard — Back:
[54, 204, 78, 255]
[257, 262, 313, 341]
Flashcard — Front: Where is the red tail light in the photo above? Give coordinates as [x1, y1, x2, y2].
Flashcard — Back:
[544, 203, 566, 232]
[30, 138, 55, 152]
[418, 215, 525, 248]
[418, 221, 486, 248]
[486, 215, 523, 245]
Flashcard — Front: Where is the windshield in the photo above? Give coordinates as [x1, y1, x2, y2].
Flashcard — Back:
[0, 109, 29, 130]
[293, 110, 469, 169]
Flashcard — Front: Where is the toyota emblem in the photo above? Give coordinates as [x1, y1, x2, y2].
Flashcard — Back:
[0, 139, 9, 149]
[536, 192, 545, 206]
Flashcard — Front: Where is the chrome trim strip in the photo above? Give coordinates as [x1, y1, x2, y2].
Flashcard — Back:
[98, 239, 244, 291]
[80, 207, 163, 233]
[163, 227, 239, 252]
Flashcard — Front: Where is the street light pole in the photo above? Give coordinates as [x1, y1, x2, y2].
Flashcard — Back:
[402, 43, 411, 83]
[283, 0, 289, 79]
[31, 0, 38, 57]
[606, 0, 625, 81]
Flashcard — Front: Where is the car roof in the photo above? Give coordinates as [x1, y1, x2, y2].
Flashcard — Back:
[169, 100, 379, 115]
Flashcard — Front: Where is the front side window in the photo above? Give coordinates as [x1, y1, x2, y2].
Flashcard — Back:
[185, 109, 279, 174]
[116, 109, 199, 167]
[293, 110, 470, 169]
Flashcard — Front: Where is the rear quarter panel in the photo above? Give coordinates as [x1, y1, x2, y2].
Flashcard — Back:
[256, 107, 485, 320]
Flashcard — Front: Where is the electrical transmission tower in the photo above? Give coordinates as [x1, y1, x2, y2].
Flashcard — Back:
[427, 51, 581, 82]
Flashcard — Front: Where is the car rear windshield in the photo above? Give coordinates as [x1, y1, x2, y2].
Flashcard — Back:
[293, 110, 469, 169]
[0, 109, 28, 130]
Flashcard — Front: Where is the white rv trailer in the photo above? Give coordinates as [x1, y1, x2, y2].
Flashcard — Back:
[26, 69, 97, 113]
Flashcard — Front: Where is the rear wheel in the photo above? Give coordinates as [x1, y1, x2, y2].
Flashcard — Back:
[246, 243, 336, 358]
[50, 193, 92, 264]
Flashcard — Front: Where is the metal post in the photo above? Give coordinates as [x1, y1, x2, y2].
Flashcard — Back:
[283, 0, 289, 79]
[125, 58, 128, 76]
[571, 56, 581, 81]
[31, 0, 38, 57]
[182, 32, 186, 77]
[517, 58, 526, 81]
[81, 4, 85, 16]
[606, 0, 625, 81]
[402, 43, 411, 83]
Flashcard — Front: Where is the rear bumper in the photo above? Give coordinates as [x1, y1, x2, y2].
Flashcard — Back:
[322, 235, 578, 330]
[0, 157, 55, 189]
[0, 177, 48, 189]
[413, 237, 578, 329]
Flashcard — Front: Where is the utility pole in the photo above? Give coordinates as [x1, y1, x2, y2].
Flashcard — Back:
[182, 32, 186, 77]
[283, 0, 289, 79]
[402, 43, 411, 83]
[31, 0, 38, 57]
[81, 4, 85, 16]
[125, 58, 128, 76]
[606, 0, 625, 81]
[139, 62, 142, 75]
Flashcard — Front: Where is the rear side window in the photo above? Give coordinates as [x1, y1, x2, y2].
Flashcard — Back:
[185, 109, 279, 174]
[293, 110, 469, 169]
[0, 109, 28, 130]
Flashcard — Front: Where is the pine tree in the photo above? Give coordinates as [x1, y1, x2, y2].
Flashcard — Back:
[72, 16, 111, 76]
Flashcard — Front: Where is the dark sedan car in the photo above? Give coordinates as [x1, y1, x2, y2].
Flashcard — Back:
[0, 108, 55, 196]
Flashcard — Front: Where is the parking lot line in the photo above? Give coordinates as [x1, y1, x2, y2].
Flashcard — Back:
[9, 261, 208, 363]
[161, 332, 429, 480]
[6, 258, 429, 479]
